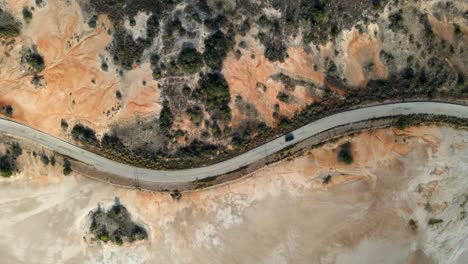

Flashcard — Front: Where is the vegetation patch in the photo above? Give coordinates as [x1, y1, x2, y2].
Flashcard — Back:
[0, 142, 22, 177]
[196, 73, 231, 121]
[0, 8, 21, 38]
[71, 124, 99, 146]
[337, 142, 353, 164]
[23, 49, 45, 73]
[177, 46, 203, 74]
[88, 203, 148, 245]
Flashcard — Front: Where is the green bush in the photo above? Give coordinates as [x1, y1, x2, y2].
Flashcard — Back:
[40, 152, 49, 166]
[338, 142, 353, 164]
[24, 50, 45, 73]
[0, 9, 21, 38]
[159, 100, 173, 132]
[177, 47, 203, 74]
[428, 218, 443, 225]
[203, 30, 234, 71]
[197, 73, 231, 120]
[71, 124, 99, 146]
[277, 92, 289, 103]
[61, 119, 69, 130]
[22, 8, 33, 23]
[5, 105, 13, 116]
[63, 158, 72, 175]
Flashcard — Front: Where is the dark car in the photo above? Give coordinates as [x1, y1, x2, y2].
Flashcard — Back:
[285, 133, 294, 142]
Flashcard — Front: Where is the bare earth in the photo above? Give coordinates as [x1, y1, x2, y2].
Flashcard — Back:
[0, 125, 466, 263]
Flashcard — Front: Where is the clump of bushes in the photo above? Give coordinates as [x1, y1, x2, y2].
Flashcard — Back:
[22, 7, 33, 23]
[196, 73, 231, 121]
[337, 142, 353, 164]
[159, 100, 173, 133]
[408, 219, 418, 231]
[203, 30, 234, 71]
[61, 119, 69, 130]
[23, 49, 45, 73]
[71, 124, 99, 146]
[88, 204, 148, 245]
[186, 106, 203, 126]
[428, 218, 443, 225]
[177, 46, 203, 74]
[63, 158, 72, 175]
[1, 105, 13, 117]
[277, 92, 289, 103]
[0, 8, 21, 38]
[0, 142, 22, 177]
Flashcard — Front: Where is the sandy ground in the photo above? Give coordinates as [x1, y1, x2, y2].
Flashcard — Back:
[223, 35, 324, 127]
[0, 0, 161, 137]
[0, 125, 466, 263]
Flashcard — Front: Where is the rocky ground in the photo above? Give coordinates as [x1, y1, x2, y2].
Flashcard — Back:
[0, 125, 466, 263]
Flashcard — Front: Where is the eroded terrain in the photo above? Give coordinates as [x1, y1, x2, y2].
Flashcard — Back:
[0, 0, 466, 169]
[0, 125, 466, 263]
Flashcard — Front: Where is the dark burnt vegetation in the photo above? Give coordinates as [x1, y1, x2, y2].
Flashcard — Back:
[88, 203, 147, 245]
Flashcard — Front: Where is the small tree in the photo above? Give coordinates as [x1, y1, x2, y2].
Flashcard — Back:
[22, 8, 33, 23]
[5, 105, 13, 117]
[338, 142, 353, 164]
[61, 119, 68, 130]
[63, 158, 72, 175]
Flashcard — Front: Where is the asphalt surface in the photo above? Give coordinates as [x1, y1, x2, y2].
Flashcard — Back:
[1, 102, 467, 183]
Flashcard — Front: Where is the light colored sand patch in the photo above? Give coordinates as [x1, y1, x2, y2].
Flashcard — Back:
[116, 63, 161, 121]
[224, 36, 323, 127]
[124, 12, 151, 41]
[1, 0, 119, 136]
[428, 14, 455, 44]
[339, 24, 388, 88]
[0, 126, 466, 263]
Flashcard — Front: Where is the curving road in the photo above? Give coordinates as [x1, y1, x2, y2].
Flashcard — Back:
[1, 102, 467, 183]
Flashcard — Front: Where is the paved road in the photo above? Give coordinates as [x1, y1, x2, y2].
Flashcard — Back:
[1, 102, 467, 183]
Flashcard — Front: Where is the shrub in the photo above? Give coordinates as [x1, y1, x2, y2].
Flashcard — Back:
[323, 175, 332, 184]
[101, 61, 108, 71]
[116, 90, 122, 99]
[454, 24, 463, 37]
[197, 73, 231, 120]
[24, 50, 45, 73]
[0, 143, 22, 177]
[71, 124, 99, 146]
[159, 100, 173, 132]
[389, 10, 404, 31]
[338, 142, 353, 164]
[203, 30, 234, 71]
[22, 8, 33, 23]
[0, 155, 13, 177]
[408, 219, 418, 231]
[170, 190, 182, 201]
[177, 47, 203, 74]
[428, 218, 443, 225]
[63, 158, 72, 175]
[5, 105, 13, 116]
[277, 92, 289, 103]
[0, 9, 21, 38]
[88, 15, 98, 28]
[186, 106, 203, 126]
[61, 119, 69, 130]
[40, 152, 49, 166]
